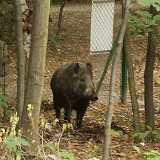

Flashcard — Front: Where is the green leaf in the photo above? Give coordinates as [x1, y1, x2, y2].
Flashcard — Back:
[0, 94, 8, 108]
[137, 0, 160, 7]
[110, 129, 123, 138]
[143, 131, 152, 137]
[137, 0, 151, 6]
[151, 130, 159, 135]
[14, 137, 30, 146]
[0, 94, 7, 101]
[16, 150, 22, 160]
[136, 10, 152, 18]
[153, 15, 160, 21]
[44, 141, 57, 152]
[59, 151, 75, 160]
[152, 3, 160, 11]
[133, 146, 141, 154]
[152, 150, 160, 155]
[147, 28, 154, 32]
[142, 150, 160, 160]
[5, 109, 13, 117]
[4, 135, 30, 151]
[146, 125, 153, 130]
[5, 136, 17, 150]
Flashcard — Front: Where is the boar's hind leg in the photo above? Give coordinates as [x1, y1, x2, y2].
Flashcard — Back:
[76, 108, 87, 128]
[53, 97, 61, 119]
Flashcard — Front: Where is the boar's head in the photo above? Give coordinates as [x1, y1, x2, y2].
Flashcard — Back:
[72, 62, 98, 101]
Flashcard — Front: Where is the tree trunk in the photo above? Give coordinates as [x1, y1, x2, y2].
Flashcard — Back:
[121, 43, 127, 104]
[56, 0, 66, 37]
[144, 5, 157, 130]
[125, 27, 141, 136]
[102, 1, 130, 159]
[21, 0, 50, 152]
[0, 41, 9, 78]
[20, 0, 28, 12]
[26, 0, 33, 11]
[13, 0, 26, 127]
[20, 0, 32, 58]
[0, 41, 8, 97]
[0, 41, 4, 77]
[121, 0, 127, 104]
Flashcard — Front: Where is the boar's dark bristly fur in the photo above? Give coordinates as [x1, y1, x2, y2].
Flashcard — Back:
[50, 62, 98, 128]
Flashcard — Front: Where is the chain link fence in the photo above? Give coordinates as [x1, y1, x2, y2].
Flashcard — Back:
[50, 0, 118, 54]
[47, 0, 122, 102]
[90, 0, 115, 54]
[0, 0, 122, 103]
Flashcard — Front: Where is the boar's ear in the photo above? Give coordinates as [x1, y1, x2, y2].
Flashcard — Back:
[86, 63, 92, 72]
[74, 62, 80, 74]
[86, 63, 93, 77]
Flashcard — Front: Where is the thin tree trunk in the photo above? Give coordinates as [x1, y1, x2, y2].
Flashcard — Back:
[13, 0, 25, 126]
[0, 41, 4, 77]
[125, 27, 141, 136]
[144, 5, 157, 130]
[121, 43, 127, 104]
[26, 0, 33, 11]
[56, 1, 66, 37]
[20, 0, 32, 58]
[22, 0, 50, 152]
[0, 41, 6, 78]
[121, 0, 140, 140]
[121, 0, 127, 104]
[102, 1, 130, 159]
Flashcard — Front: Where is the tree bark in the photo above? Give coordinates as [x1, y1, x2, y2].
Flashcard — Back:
[0, 41, 6, 78]
[0, 41, 4, 77]
[26, 0, 33, 11]
[0, 41, 8, 96]
[13, 0, 26, 127]
[56, 0, 66, 37]
[121, 0, 127, 104]
[125, 27, 141, 135]
[20, 0, 32, 58]
[121, 41, 127, 104]
[144, 5, 157, 130]
[21, 0, 50, 152]
[121, 0, 141, 142]
[102, 1, 130, 159]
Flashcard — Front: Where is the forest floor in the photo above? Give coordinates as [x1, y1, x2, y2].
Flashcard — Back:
[2, 2, 160, 160]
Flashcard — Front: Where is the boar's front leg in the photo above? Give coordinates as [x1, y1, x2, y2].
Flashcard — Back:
[64, 107, 71, 124]
[76, 108, 87, 128]
[55, 107, 61, 119]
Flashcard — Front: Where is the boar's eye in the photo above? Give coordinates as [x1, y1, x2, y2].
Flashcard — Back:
[80, 78, 85, 82]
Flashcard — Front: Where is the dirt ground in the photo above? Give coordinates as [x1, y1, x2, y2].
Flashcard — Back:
[2, 2, 160, 160]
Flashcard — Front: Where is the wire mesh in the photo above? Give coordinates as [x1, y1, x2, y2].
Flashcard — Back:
[90, 0, 115, 54]
[0, 0, 122, 104]
[48, 0, 122, 103]
[50, 0, 116, 54]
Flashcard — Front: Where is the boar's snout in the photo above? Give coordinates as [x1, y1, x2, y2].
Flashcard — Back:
[90, 92, 98, 101]
[84, 86, 98, 101]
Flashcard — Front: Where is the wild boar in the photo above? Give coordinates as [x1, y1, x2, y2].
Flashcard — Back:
[50, 62, 98, 128]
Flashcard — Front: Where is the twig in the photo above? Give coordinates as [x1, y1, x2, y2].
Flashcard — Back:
[57, 128, 64, 159]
